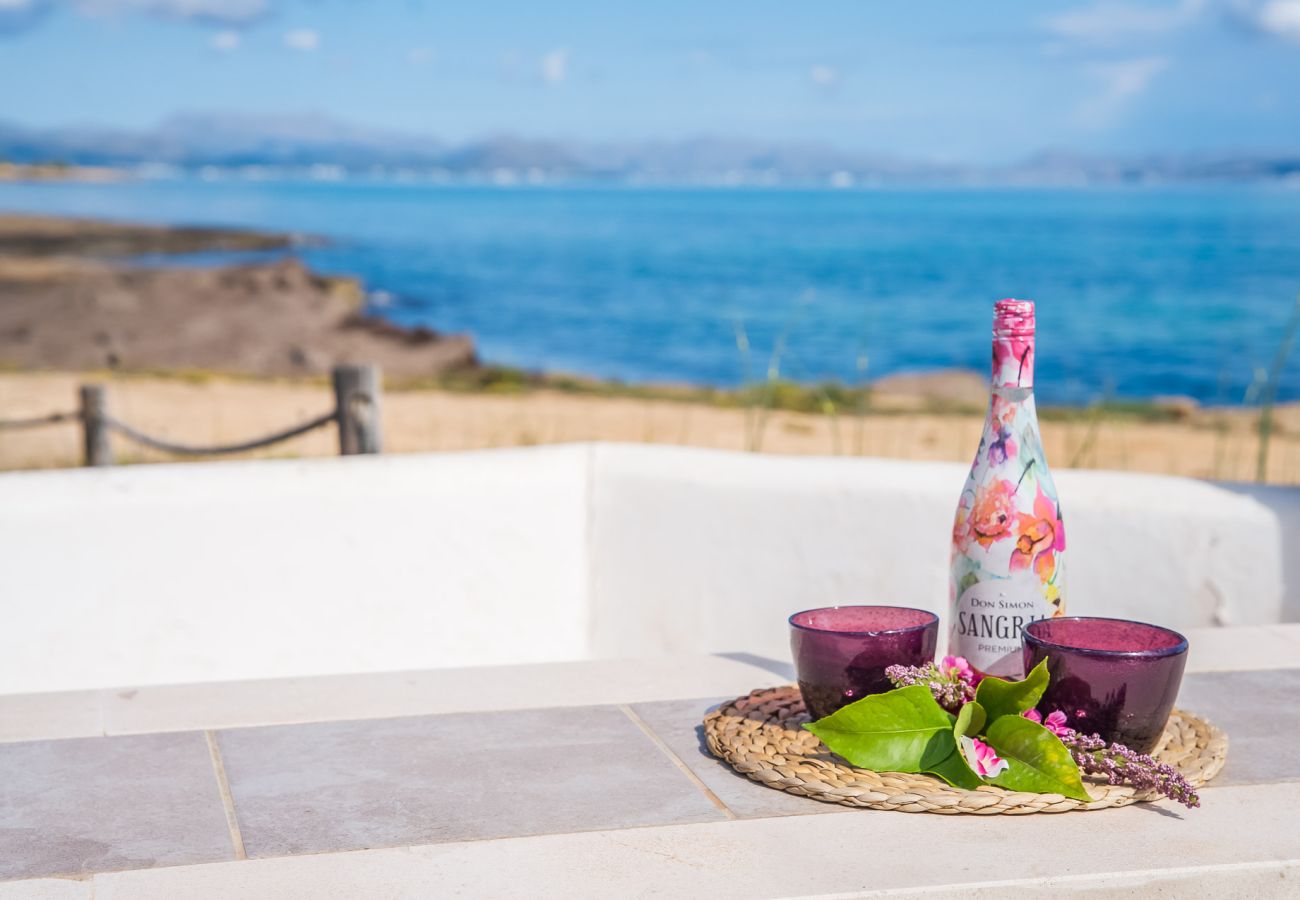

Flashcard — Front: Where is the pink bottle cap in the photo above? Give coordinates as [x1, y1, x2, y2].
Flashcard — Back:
[994, 298, 1035, 338]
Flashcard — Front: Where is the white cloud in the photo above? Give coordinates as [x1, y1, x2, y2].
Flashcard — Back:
[283, 28, 318, 52]
[1, 0, 271, 35]
[1077, 56, 1169, 126]
[78, 0, 268, 26]
[810, 64, 839, 88]
[407, 46, 433, 65]
[210, 28, 238, 51]
[1251, 0, 1300, 41]
[3, 0, 267, 34]
[540, 47, 568, 84]
[1046, 0, 1205, 42]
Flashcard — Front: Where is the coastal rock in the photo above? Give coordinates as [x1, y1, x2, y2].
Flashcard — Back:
[1152, 395, 1200, 421]
[870, 369, 988, 412]
[0, 216, 476, 379]
[0, 214, 294, 257]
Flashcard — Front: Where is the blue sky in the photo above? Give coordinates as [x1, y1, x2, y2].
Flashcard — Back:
[1, 0, 1298, 162]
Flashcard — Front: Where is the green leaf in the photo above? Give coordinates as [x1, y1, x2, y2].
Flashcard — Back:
[804, 685, 956, 773]
[957, 571, 979, 596]
[953, 701, 986, 738]
[924, 749, 983, 790]
[975, 658, 1050, 723]
[982, 714, 1092, 802]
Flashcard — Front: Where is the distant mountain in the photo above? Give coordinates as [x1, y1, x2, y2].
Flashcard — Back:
[998, 149, 1300, 185]
[1, 114, 1297, 185]
[0, 113, 448, 170]
[436, 136, 581, 174]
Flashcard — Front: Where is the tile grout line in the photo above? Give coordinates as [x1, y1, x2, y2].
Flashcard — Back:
[204, 730, 249, 860]
[618, 704, 738, 821]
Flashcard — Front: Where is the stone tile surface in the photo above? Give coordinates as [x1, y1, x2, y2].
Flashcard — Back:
[217, 704, 725, 857]
[1177, 668, 1300, 786]
[89, 782, 1300, 900]
[101, 655, 788, 738]
[0, 881, 93, 900]
[0, 690, 101, 744]
[0, 732, 234, 880]
[1, 631, 1290, 745]
[629, 697, 846, 819]
[1268, 623, 1300, 641]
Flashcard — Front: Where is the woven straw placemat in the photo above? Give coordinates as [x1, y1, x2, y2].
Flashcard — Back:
[704, 685, 1227, 814]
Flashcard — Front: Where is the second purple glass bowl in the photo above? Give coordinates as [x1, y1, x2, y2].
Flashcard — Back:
[1023, 616, 1188, 754]
[789, 605, 939, 720]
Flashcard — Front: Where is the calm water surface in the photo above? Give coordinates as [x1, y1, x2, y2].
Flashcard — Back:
[2, 179, 1297, 405]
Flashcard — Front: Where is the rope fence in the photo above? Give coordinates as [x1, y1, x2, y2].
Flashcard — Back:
[102, 410, 339, 457]
[0, 364, 383, 467]
[0, 411, 81, 431]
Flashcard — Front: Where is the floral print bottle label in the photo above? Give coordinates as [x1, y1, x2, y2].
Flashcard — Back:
[949, 299, 1066, 678]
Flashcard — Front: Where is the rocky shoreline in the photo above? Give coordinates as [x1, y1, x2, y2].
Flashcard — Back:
[0, 214, 477, 378]
[0, 213, 989, 408]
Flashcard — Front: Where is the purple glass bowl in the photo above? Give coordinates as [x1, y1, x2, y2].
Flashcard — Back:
[1023, 617, 1189, 754]
[789, 606, 939, 720]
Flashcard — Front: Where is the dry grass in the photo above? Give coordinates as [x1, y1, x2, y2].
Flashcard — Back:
[1, 370, 1297, 484]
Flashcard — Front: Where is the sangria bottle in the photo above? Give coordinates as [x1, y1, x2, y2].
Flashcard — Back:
[949, 299, 1066, 678]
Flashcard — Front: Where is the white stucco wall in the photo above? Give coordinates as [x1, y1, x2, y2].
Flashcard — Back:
[0, 446, 591, 694]
[0, 442, 1294, 694]
[588, 445, 1291, 662]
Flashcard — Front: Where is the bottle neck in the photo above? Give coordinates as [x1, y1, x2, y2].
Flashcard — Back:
[984, 384, 1042, 471]
[989, 383, 1037, 420]
[992, 335, 1034, 391]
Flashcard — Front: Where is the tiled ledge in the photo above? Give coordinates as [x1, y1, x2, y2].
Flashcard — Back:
[0, 653, 793, 745]
[3, 625, 1297, 747]
[1, 630, 1299, 897]
[5, 784, 1300, 899]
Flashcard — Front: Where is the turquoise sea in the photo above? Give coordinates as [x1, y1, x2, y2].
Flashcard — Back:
[1, 179, 1298, 406]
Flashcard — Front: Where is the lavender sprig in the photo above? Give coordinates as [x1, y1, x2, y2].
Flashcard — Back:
[885, 662, 975, 714]
[1058, 727, 1200, 809]
[886, 657, 1201, 809]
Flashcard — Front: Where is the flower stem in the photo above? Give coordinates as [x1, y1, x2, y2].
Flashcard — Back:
[1059, 729, 1200, 809]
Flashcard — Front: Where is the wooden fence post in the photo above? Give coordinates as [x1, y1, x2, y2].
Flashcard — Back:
[79, 384, 114, 467]
[332, 364, 383, 455]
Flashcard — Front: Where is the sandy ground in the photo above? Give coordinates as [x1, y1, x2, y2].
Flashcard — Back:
[2, 371, 1296, 484]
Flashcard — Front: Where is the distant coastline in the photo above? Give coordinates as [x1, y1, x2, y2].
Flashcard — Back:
[0, 162, 125, 183]
[3, 113, 1300, 187]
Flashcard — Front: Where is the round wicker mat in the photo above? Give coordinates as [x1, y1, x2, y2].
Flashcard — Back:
[704, 685, 1227, 814]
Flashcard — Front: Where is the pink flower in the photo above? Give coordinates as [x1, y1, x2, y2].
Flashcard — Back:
[1009, 484, 1066, 583]
[1043, 710, 1069, 737]
[963, 479, 1018, 549]
[960, 735, 1009, 778]
[940, 655, 979, 685]
[1023, 708, 1070, 738]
